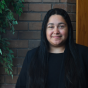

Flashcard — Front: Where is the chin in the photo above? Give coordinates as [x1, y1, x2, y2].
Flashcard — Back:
[51, 41, 65, 47]
[51, 43, 62, 47]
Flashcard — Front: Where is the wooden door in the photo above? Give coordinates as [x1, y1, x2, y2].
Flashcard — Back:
[76, 0, 88, 47]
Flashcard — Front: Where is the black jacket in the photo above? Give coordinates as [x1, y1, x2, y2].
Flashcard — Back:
[15, 44, 88, 88]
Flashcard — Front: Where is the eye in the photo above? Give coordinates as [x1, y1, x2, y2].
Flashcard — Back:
[48, 26, 54, 29]
[58, 25, 65, 29]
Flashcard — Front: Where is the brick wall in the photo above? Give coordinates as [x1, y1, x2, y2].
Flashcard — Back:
[0, 0, 76, 88]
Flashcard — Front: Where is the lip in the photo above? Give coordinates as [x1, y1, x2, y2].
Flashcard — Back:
[52, 36, 61, 38]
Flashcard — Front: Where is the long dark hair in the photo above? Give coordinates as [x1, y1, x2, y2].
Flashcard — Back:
[27, 8, 86, 88]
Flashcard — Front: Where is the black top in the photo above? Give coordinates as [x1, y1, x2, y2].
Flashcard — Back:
[47, 53, 64, 88]
[15, 44, 88, 88]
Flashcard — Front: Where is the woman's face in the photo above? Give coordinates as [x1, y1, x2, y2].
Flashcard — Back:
[46, 14, 68, 47]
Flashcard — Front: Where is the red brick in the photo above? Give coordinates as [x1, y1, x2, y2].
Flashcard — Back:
[14, 22, 28, 30]
[0, 75, 4, 83]
[73, 31, 76, 40]
[43, 0, 60, 2]
[60, 0, 67, 2]
[67, 4, 71, 12]
[19, 31, 41, 39]
[19, 13, 41, 21]
[18, 49, 28, 57]
[29, 22, 42, 30]
[42, 13, 47, 20]
[0, 84, 15, 88]
[53, 4, 67, 11]
[0, 67, 17, 75]
[22, 4, 28, 11]
[67, 0, 76, 3]
[12, 67, 17, 75]
[0, 63, 3, 66]
[24, 0, 41, 2]
[9, 40, 29, 48]
[13, 58, 24, 66]
[0, 67, 5, 74]
[29, 4, 51, 11]
[68, 13, 76, 21]
[3, 31, 18, 40]
[72, 4, 76, 12]
[29, 40, 40, 49]
[67, 4, 76, 12]
[72, 22, 76, 31]
[18, 67, 22, 75]
[5, 76, 18, 84]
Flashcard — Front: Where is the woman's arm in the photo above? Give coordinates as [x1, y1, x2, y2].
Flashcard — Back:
[15, 48, 37, 88]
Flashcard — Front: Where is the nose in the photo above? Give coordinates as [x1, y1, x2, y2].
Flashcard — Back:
[53, 26, 60, 34]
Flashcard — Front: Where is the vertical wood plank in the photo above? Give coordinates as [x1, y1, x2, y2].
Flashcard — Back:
[76, 0, 88, 47]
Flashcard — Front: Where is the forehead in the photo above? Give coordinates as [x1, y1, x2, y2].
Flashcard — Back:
[47, 14, 67, 25]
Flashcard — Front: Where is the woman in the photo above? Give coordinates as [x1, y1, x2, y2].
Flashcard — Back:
[15, 8, 88, 88]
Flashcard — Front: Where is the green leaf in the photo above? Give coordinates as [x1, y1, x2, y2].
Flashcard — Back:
[1, 4, 4, 9]
[0, 49, 2, 55]
[5, 68, 8, 73]
[9, 49, 14, 53]
[11, 74, 13, 79]
[22, 0, 24, 2]
[10, 71, 12, 75]
[0, 27, 2, 32]
[11, 26, 15, 34]
[6, 41, 10, 45]
[0, 9, 2, 13]
[2, 29, 5, 33]
[12, 21, 18, 25]
[7, 70, 9, 75]
[19, 8, 22, 12]
[3, 57, 7, 62]
[12, 26, 14, 31]
[5, 8, 9, 11]
[1, 0, 5, 4]
[6, 47, 9, 51]
[11, 54, 14, 58]
[3, 53, 6, 56]
[7, 12, 14, 20]
[12, 31, 15, 34]
[0, 0, 24, 77]
[0, 2, 1, 6]
[0, 35, 1, 40]
[10, 63, 13, 66]
[0, 56, 3, 64]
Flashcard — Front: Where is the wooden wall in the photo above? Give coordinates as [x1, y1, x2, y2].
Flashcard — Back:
[76, 0, 88, 47]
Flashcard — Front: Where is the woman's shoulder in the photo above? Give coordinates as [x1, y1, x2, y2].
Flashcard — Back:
[75, 43, 88, 52]
[26, 47, 38, 57]
[75, 44, 88, 71]
[75, 44, 88, 59]
[24, 47, 38, 63]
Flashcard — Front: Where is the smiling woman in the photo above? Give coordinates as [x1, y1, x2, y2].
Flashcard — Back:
[46, 15, 68, 53]
[15, 8, 88, 88]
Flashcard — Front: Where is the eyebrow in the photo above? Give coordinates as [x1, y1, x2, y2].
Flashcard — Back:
[47, 22, 66, 26]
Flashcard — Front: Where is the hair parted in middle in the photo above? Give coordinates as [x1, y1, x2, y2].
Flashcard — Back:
[27, 8, 86, 88]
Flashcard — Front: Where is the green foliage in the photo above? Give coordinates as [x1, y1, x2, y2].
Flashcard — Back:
[0, 0, 24, 79]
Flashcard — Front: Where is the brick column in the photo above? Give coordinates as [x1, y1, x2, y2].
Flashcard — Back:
[67, 0, 76, 41]
[0, 0, 76, 88]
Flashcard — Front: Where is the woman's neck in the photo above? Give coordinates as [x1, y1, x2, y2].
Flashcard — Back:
[49, 45, 65, 53]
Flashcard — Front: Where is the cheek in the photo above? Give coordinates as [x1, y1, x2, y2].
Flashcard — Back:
[60, 30, 68, 37]
[46, 30, 53, 38]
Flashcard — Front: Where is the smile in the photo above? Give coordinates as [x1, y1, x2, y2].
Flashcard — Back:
[52, 36, 62, 38]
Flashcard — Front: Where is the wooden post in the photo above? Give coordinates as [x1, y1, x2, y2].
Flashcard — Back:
[76, 0, 88, 47]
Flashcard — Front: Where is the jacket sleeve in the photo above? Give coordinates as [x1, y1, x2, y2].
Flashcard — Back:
[15, 48, 37, 88]
[15, 51, 30, 88]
